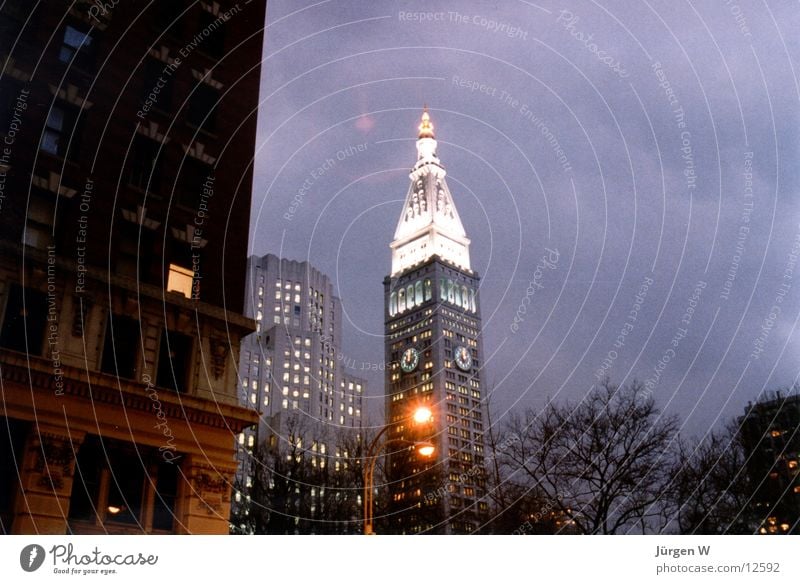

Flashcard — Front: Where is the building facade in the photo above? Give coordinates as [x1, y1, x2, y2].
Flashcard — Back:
[232, 255, 366, 531]
[739, 391, 800, 534]
[383, 110, 489, 534]
[0, 0, 265, 534]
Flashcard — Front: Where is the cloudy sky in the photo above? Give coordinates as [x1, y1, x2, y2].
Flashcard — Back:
[249, 0, 800, 437]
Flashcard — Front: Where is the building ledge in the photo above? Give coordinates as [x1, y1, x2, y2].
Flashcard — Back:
[0, 349, 258, 432]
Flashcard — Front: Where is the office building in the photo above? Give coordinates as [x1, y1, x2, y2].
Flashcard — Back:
[0, 0, 265, 534]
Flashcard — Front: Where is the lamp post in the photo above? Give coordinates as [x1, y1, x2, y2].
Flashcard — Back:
[362, 406, 434, 535]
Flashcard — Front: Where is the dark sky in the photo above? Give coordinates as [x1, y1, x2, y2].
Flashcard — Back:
[250, 0, 800, 437]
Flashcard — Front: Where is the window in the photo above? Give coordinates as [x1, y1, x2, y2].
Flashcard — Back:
[59, 25, 95, 70]
[128, 135, 163, 192]
[156, 329, 193, 393]
[141, 58, 173, 112]
[100, 314, 141, 379]
[0, 284, 47, 355]
[177, 157, 212, 207]
[69, 436, 180, 532]
[187, 83, 218, 132]
[0, 417, 28, 533]
[115, 223, 156, 282]
[0, 1, 28, 55]
[166, 264, 193, 298]
[40, 103, 81, 158]
[157, 2, 184, 37]
[22, 192, 55, 249]
[197, 10, 225, 57]
[0, 77, 23, 135]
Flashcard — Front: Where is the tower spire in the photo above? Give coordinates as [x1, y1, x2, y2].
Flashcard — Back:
[418, 106, 435, 139]
[389, 107, 471, 276]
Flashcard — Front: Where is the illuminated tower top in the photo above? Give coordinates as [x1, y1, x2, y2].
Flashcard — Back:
[390, 108, 471, 277]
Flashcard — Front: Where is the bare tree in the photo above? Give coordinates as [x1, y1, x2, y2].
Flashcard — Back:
[666, 423, 757, 534]
[500, 380, 679, 534]
[232, 416, 387, 534]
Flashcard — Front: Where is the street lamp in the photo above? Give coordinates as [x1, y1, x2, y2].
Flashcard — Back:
[362, 406, 435, 535]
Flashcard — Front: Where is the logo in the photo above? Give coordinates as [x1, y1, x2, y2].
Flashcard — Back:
[20, 544, 46, 572]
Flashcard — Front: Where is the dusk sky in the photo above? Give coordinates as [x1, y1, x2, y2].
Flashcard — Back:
[249, 0, 800, 438]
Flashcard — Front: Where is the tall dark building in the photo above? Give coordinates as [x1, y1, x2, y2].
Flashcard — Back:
[739, 391, 800, 534]
[0, 0, 265, 534]
[383, 110, 489, 534]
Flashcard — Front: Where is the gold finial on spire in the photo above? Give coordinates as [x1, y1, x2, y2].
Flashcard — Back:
[418, 105, 435, 139]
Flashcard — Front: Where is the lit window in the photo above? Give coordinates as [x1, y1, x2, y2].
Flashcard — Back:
[59, 25, 94, 68]
[167, 264, 193, 298]
[40, 104, 81, 158]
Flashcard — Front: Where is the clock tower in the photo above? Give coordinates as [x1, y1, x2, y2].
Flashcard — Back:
[383, 109, 488, 534]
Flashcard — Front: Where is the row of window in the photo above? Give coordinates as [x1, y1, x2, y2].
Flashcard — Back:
[0, 284, 195, 393]
[388, 278, 479, 317]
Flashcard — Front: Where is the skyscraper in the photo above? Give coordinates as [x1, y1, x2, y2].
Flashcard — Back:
[383, 110, 489, 534]
[233, 254, 366, 531]
[0, 0, 265, 534]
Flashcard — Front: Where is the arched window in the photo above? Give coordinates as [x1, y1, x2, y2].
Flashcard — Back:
[440, 279, 447, 301]
[390, 292, 397, 316]
[447, 280, 455, 304]
[424, 279, 432, 301]
[407, 284, 415, 308]
[461, 286, 469, 309]
[470, 289, 476, 312]
[398, 288, 406, 312]
[415, 280, 424, 304]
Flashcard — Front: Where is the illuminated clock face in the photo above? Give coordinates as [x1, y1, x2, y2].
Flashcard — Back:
[454, 345, 472, 371]
[400, 347, 419, 373]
